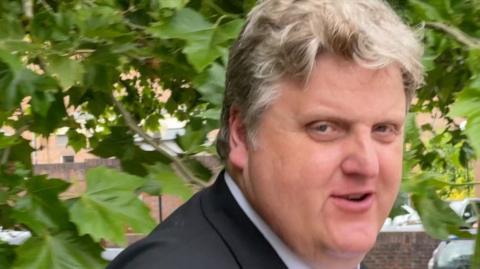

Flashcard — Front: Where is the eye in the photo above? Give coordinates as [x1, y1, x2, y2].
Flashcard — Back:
[306, 121, 345, 141]
[312, 122, 331, 132]
[372, 123, 400, 142]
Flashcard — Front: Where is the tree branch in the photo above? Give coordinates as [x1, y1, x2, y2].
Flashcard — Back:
[1, 148, 11, 166]
[425, 22, 480, 49]
[111, 95, 208, 188]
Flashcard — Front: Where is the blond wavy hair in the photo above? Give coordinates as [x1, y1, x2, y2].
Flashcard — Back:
[217, 0, 424, 160]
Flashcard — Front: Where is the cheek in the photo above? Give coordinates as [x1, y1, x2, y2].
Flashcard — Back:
[301, 145, 344, 181]
[382, 144, 403, 178]
[251, 131, 341, 208]
[378, 147, 403, 200]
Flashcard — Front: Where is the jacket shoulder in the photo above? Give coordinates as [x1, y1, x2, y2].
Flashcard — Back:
[107, 191, 239, 269]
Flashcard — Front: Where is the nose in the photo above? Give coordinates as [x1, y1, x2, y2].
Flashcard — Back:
[340, 130, 380, 179]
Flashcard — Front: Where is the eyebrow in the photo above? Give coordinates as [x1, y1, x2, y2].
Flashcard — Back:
[300, 108, 406, 126]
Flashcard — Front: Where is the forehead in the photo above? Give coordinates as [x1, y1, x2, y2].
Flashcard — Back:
[269, 53, 406, 122]
[309, 53, 402, 88]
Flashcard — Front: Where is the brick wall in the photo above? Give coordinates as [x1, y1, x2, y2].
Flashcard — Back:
[34, 158, 120, 181]
[363, 232, 440, 269]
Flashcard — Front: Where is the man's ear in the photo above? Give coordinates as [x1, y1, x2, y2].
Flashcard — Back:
[228, 107, 248, 170]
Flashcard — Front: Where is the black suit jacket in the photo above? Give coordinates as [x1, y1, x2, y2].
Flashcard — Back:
[107, 172, 287, 269]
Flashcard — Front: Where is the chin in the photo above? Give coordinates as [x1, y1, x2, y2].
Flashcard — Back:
[329, 229, 378, 257]
[342, 238, 375, 254]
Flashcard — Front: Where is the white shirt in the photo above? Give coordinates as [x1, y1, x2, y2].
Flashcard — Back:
[224, 172, 361, 269]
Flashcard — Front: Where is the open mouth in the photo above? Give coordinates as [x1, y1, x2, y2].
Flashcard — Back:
[330, 192, 374, 212]
[333, 193, 372, 202]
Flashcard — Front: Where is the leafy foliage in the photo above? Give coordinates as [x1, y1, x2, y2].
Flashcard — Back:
[398, 0, 480, 267]
[402, 174, 474, 240]
[0, 242, 15, 269]
[69, 167, 155, 245]
[140, 163, 193, 200]
[0, 0, 247, 267]
[13, 232, 106, 269]
[0, 0, 478, 268]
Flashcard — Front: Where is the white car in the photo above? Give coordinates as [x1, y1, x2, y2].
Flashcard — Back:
[0, 229, 31, 245]
[427, 198, 480, 269]
[449, 198, 480, 228]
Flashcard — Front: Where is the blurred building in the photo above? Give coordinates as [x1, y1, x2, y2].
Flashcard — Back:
[30, 118, 190, 224]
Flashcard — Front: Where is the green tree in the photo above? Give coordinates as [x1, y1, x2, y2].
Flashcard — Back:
[0, 0, 248, 268]
[392, 0, 480, 267]
[0, 0, 478, 268]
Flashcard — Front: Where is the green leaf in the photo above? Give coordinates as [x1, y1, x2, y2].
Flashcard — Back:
[0, 16, 24, 39]
[31, 90, 56, 118]
[405, 112, 423, 147]
[449, 88, 480, 117]
[91, 127, 171, 176]
[12, 176, 71, 235]
[411, 191, 472, 240]
[66, 129, 87, 153]
[0, 48, 23, 71]
[182, 157, 213, 182]
[30, 92, 68, 136]
[148, 9, 241, 71]
[467, 49, 480, 73]
[0, 40, 37, 53]
[45, 55, 84, 90]
[160, 0, 190, 10]
[464, 117, 480, 157]
[30, 11, 71, 42]
[141, 163, 192, 200]
[84, 91, 110, 116]
[76, 6, 127, 39]
[409, 0, 445, 21]
[402, 174, 449, 193]
[149, 8, 212, 40]
[214, 19, 244, 44]
[13, 232, 107, 269]
[197, 108, 221, 120]
[193, 62, 225, 106]
[242, 0, 256, 12]
[144, 113, 162, 131]
[0, 242, 15, 269]
[0, 133, 19, 149]
[449, 86, 480, 155]
[0, 162, 29, 191]
[69, 167, 156, 245]
[403, 174, 474, 240]
[9, 138, 34, 169]
[83, 47, 120, 92]
[176, 125, 207, 153]
[0, 64, 39, 111]
[183, 43, 226, 72]
[472, 223, 480, 269]
[422, 54, 437, 72]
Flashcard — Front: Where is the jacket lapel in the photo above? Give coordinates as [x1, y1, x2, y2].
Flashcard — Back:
[200, 172, 287, 269]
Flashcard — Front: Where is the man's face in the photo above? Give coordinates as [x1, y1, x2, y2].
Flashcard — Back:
[229, 53, 405, 265]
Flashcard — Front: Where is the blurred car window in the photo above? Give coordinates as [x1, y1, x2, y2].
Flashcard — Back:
[435, 239, 474, 269]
